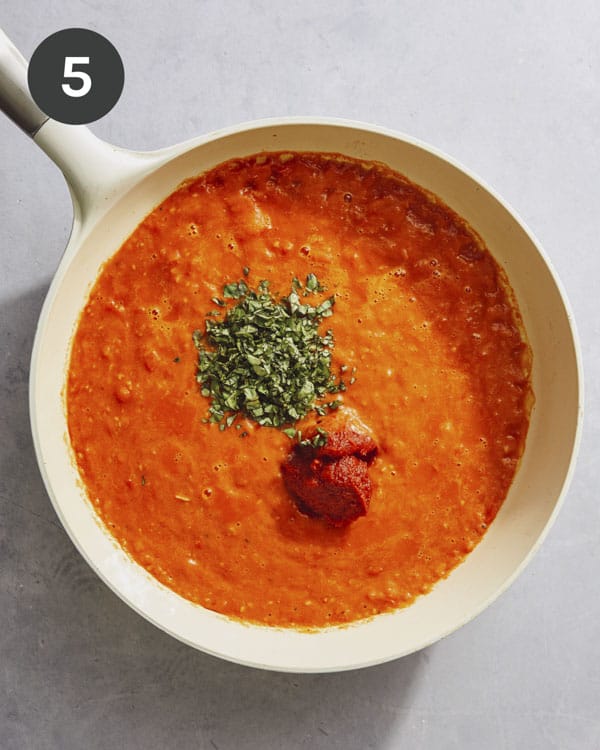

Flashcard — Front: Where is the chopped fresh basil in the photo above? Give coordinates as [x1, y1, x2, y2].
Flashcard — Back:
[304, 272, 325, 295]
[194, 275, 350, 431]
[223, 280, 249, 299]
[299, 427, 328, 449]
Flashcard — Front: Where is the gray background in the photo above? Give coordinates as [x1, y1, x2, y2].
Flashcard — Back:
[1, 1, 598, 748]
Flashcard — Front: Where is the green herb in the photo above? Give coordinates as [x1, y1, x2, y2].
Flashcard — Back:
[304, 272, 325, 295]
[223, 280, 249, 299]
[243, 266, 250, 277]
[141, 475, 146, 486]
[299, 427, 328, 449]
[194, 275, 347, 430]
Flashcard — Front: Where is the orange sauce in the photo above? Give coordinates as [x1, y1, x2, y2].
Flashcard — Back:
[67, 152, 532, 628]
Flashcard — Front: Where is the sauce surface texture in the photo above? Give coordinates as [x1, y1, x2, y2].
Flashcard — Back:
[67, 152, 532, 628]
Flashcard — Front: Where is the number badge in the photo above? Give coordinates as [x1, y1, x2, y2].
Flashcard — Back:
[28, 28, 124, 125]
[62, 57, 93, 98]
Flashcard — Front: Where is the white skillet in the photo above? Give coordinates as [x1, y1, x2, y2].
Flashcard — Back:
[0, 29, 583, 672]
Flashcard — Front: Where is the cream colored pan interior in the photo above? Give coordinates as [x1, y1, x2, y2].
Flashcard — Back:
[1, 29, 583, 672]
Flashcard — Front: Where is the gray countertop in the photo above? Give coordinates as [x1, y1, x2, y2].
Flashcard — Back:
[1, 2, 598, 748]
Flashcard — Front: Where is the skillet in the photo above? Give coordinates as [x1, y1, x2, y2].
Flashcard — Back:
[0, 28, 583, 672]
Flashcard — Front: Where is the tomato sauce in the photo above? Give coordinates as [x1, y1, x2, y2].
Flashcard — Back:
[67, 152, 532, 628]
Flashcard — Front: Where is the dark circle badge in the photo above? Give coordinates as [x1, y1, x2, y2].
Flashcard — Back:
[28, 28, 124, 125]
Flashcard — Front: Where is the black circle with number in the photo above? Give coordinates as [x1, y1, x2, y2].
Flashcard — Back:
[28, 28, 124, 125]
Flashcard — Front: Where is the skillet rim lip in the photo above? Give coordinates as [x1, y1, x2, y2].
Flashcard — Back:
[28, 115, 585, 673]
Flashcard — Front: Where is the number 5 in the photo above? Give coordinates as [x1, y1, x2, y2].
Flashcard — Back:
[62, 57, 92, 98]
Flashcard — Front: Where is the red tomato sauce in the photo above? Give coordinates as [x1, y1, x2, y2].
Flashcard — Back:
[67, 152, 532, 628]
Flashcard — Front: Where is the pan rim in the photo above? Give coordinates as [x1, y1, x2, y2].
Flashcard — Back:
[28, 116, 584, 672]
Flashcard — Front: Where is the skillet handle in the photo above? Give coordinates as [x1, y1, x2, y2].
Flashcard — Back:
[0, 26, 162, 229]
[0, 28, 48, 135]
